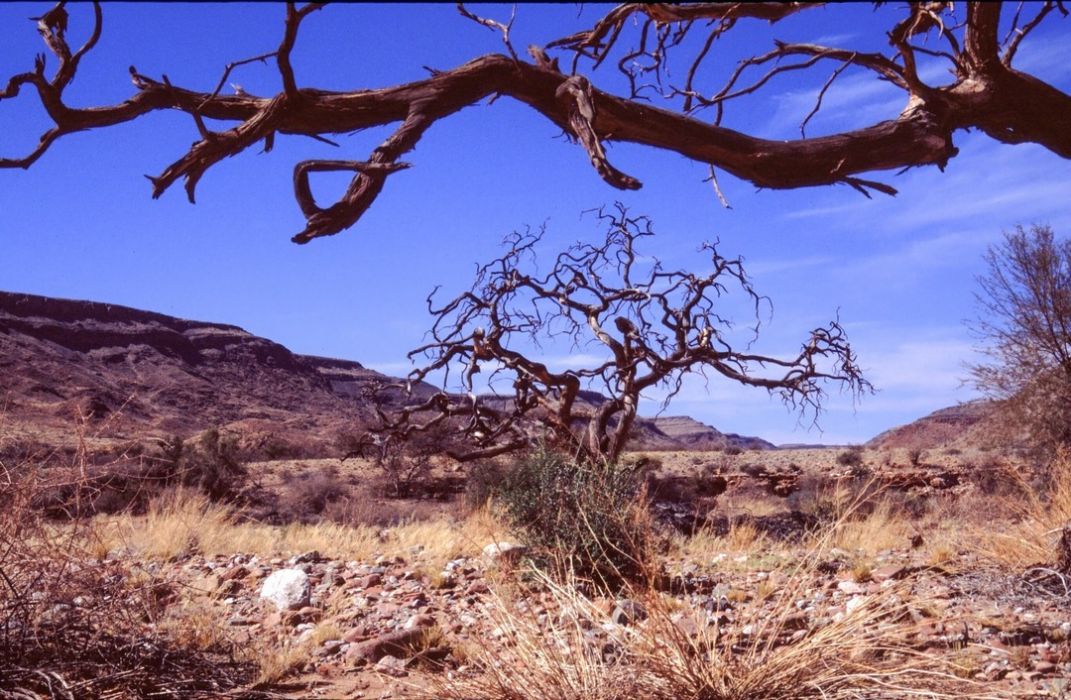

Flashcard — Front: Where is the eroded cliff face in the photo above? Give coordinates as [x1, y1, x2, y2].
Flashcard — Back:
[0, 290, 774, 457]
[648, 416, 775, 451]
[865, 401, 994, 451]
[0, 291, 393, 454]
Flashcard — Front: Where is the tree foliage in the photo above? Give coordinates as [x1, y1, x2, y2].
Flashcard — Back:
[2, 2, 1069, 243]
[970, 224, 1071, 453]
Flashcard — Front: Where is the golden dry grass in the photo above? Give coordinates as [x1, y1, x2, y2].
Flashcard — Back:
[972, 449, 1071, 570]
[421, 492, 1004, 700]
[420, 565, 987, 700]
[824, 498, 913, 554]
[674, 519, 769, 559]
[96, 488, 512, 568]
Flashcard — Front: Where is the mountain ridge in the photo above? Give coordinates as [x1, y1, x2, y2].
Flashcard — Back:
[0, 290, 771, 456]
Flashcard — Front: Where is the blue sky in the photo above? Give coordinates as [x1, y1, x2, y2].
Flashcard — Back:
[2, 3, 1070, 445]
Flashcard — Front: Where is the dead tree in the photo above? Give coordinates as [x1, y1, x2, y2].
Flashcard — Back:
[373, 205, 870, 465]
[2, 3, 1068, 243]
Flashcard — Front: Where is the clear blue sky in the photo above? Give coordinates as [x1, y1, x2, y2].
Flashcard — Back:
[3, 3, 1070, 444]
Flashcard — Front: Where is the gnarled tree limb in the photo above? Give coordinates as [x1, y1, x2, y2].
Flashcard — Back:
[2, 2, 1069, 242]
[374, 205, 870, 464]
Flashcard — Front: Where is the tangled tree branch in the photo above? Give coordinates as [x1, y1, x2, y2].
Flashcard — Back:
[371, 205, 870, 464]
[2, 2, 1068, 242]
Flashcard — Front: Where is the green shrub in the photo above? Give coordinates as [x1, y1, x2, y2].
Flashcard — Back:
[491, 448, 652, 590]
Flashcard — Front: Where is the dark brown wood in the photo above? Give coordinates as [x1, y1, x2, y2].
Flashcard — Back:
[372, 206, 870, 464]
[2, 2, 1069, 242]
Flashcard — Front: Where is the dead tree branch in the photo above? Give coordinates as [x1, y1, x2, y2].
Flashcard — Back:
[374, 205, 870, 464]
[1, 2, 1068, 242]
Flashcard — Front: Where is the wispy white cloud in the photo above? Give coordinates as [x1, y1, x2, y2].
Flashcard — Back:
[1009, 34, 1071, 79]
[809, 32, 859, 47]
[764, 72, 906, 138]
[861, 337, 977, 393]
[745, 254, 838, 277]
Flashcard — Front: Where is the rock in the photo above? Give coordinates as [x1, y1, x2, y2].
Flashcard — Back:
[611, 600, 648, 626]
[837, 580, 866, 595]
[870, 565, 904, 583]
[260, 568, 310, 611]
[283, 606, 321, 626]
[218, 564, 249, 583]
[343, 625, 370, 644]
[845, 596, 867, 615]
[482, 541, 527, 564]
[1033, 660, 1057, 674]
[404, 614, 437, 630]
[358, 573, 383, 589]
[321, 639, 344, 656]
[347, 628, 427, 664]
[374, 654, 409, 677]
[671, 611, 704, 638]
[465, 581, 490, 596]
[781, 611, 810, 631]
[289, 550, 322, 565]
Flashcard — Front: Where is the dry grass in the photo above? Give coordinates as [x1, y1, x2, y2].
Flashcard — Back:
[421, 565, 985, 700]
[1, 454, 258, 698]
[422, 493, 996, 700]
[97, 488, 511, 568]
[809, 484, 914, 555]
[249, 619, 345, 685]
[158, 599, 233, 653]
[675, 519, 770, 559]
[972, 449, 1071, 570]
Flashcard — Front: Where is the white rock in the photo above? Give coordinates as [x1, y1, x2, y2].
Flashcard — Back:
[375, 654, 409, 677]
[845, 595, 867, 615]
[482, 541, 527, 564]
[837, 580, 866, 595]
[260, 568, 310, 611]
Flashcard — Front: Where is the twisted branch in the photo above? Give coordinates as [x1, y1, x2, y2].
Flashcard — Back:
[379, 206, 870, 463]
[1, 2, 1069, 243]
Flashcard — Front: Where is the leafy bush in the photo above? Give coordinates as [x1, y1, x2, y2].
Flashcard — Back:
[490, 449, 653, 590]
[908, 448, 925, 467]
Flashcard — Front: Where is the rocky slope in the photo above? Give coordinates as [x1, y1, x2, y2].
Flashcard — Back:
[0, 291, 408, 455]
[648, 415, 775, 451]
[0, 291, 768, 456]
[866, 400, 994, 450]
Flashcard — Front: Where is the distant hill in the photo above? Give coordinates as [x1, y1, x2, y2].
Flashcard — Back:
[0, 291, 411, 456]
[866, 400, 994, 450]
[0, 291, 771, 457]
[646, 416, 775, 451]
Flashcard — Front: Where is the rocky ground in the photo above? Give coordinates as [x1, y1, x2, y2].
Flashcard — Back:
[86, 492, 1071, 699]
[5, 439, 1067, 699]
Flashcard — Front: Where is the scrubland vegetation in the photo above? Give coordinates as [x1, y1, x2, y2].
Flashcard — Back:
[4, 431, 1071, 699]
